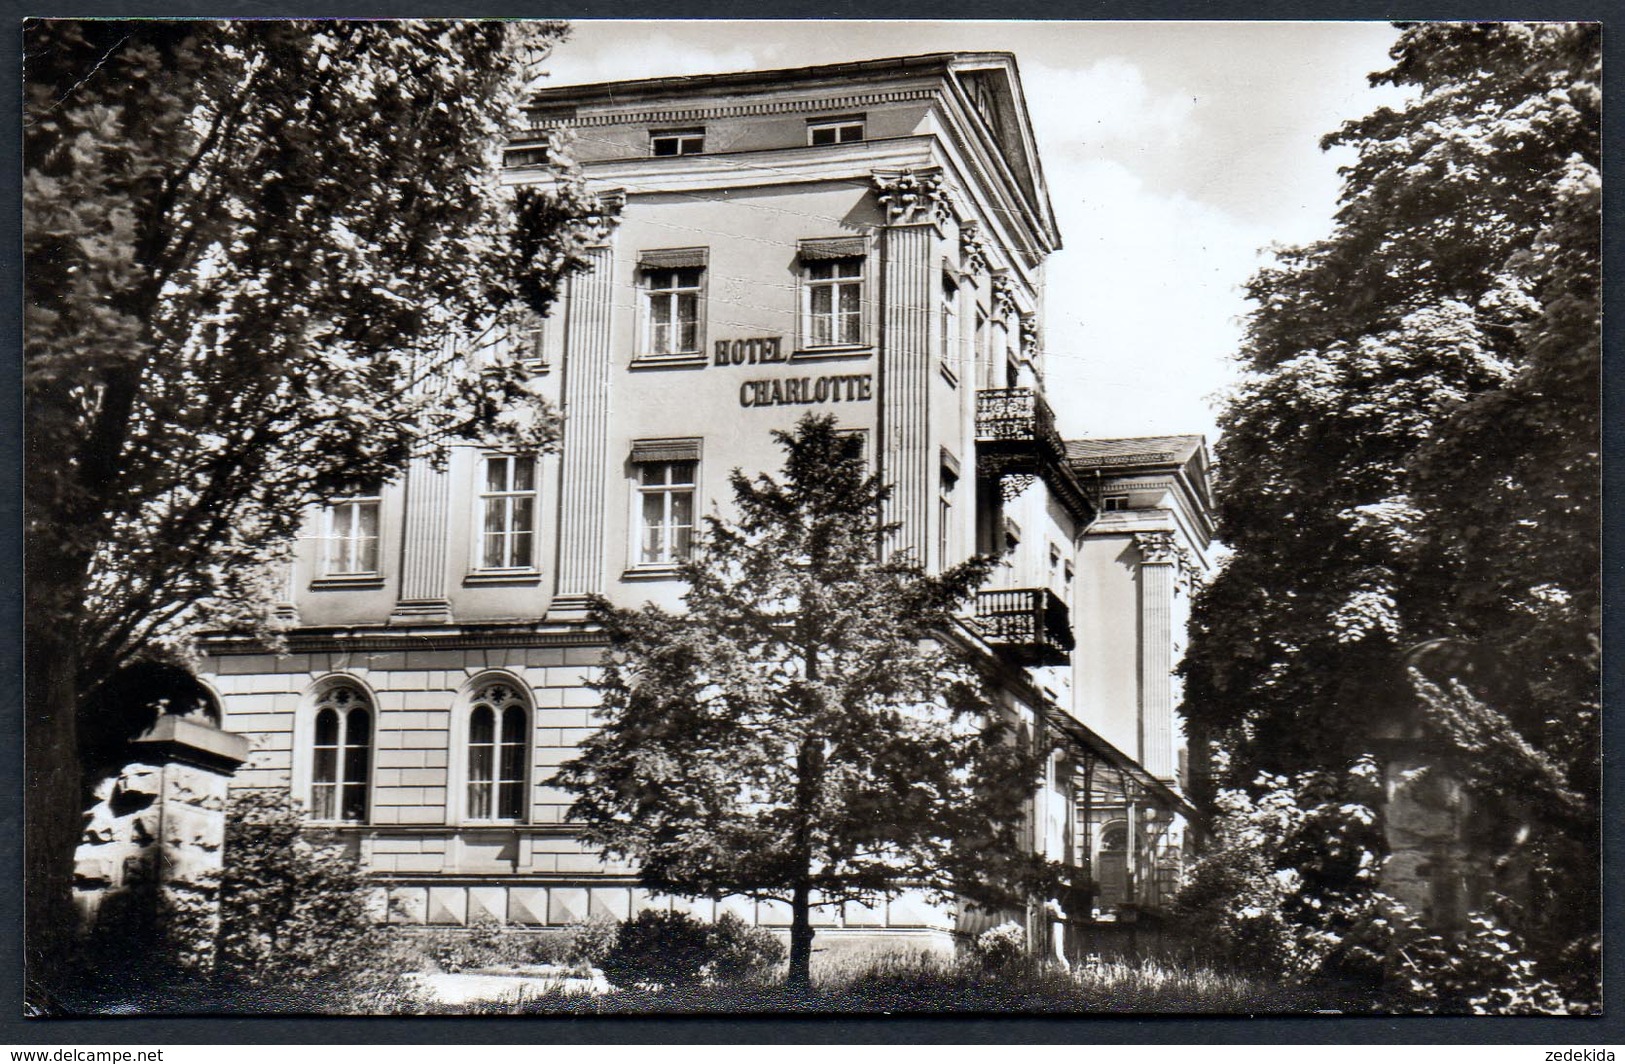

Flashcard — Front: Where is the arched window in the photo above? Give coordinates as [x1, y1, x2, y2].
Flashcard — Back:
[1099, 820, 1128, 854]
[467, 681, 528, 821]
[311, 682, 372, 822]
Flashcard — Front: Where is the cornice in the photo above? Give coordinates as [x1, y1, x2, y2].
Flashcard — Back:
[518, 88, 939, 133]
[201, 622, 607, 656]
[519, 138, 933, 197]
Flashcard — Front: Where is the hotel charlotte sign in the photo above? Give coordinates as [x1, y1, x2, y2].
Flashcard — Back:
[716, 335, 874, 408]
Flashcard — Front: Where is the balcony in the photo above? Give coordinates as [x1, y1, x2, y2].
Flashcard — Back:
[975, 587, 1075, 666]
[975, 387, 1067, 474]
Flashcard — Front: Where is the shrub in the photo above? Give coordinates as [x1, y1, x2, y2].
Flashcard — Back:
[563, 914, 621, 971]
[599, 910, 714, 989]
[706, 911, 785, 982]
[1385, 908, 1572, 1015]
[970, 921, 1027, 971]
[212, 790, 411, 1009]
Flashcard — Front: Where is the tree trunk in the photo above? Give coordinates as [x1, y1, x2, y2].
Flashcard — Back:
[788, 879, 813, 992]
[25, 620, 86, 1006]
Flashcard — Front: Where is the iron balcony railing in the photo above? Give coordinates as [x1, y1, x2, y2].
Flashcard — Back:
[974, 587, 1075, 667]
[975, 387, 1068, 467]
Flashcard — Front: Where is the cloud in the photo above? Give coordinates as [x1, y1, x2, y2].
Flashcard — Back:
[1041, 160, 1272, 442]
[543, 27, 761, 87]
[1024, 57, 1199, 159]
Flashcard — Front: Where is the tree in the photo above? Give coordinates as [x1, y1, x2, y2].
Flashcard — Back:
[24, 19, 612, 993]
[1181, 23, 1599, 1005]
[554, 416, 1050, 990]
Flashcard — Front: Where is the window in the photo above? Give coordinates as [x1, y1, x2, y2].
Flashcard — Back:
[939, 466, 959, 568]
[322, 490, 380, 577]
[311, 683, 371, 822]
[1001, 517, 1021, 576]
[940, 276, 960, 379]
[805, 259, 863, 347]
[650, 128, 704, 156]
[808, 116, 865, 145]
[636, 459, 697, 566]
[1102, 494, 1130, 512]
[480, 455, 537, 570]
[974, 309, 990, 381]
[466, 681, 528, 821]
[638, 249, 707, 358]
[515, 310, 549, 368]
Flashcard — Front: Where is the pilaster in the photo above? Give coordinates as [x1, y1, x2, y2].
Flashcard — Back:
[390, 457, 453, 623]
[1134, 530, 1177, 781]
[874, 168, 948, 564]
[552, 229, 618, 617]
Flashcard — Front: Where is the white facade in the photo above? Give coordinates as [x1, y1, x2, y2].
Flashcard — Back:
[198, 53, 1214, 957]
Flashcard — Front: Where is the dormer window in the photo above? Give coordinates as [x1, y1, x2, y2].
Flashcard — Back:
[808, 116, 865, 146]
[651, 129, 704, 156]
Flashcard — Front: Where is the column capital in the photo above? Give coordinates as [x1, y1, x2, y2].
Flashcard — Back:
[1019, 313, 1040, 362]
[1134, 530, 1179, 564]
[959, 220, 990, 276]
[584, 187, 626, 245]
[991, 270, 1019, 319]
[872, 167, 952, 228]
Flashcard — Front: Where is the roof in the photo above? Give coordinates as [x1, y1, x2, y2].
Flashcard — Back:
[1064, 435, 1206, 470]
[526, 51, 1015, 107]
[523, 51, 1059, 254]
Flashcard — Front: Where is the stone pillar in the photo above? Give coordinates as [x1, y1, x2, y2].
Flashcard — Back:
[1379, 750, 1487, 931]
[1134, 531, 1177, 782]
[74, 715, 250, 972]
[390, 455, 454, 623]
[874, 168, 948, 565]
[551, 204, 620, 618]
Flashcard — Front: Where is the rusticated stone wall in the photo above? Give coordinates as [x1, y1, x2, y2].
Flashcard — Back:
[73, 715, 249, 971]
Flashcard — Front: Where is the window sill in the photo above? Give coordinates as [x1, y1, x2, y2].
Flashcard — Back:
[793, 345, 873, 362]
[630, 353, 709, 370]
[463, 570, 543, 587]
[310, 575, 386, 590]
[621, 565, 685, 582]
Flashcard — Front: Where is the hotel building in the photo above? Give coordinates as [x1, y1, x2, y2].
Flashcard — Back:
[195, 52, 1216, 957]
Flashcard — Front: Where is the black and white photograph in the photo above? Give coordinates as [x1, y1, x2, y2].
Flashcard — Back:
[19, 17, 1603, 1022]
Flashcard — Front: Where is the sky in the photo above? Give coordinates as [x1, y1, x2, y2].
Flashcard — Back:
[542, 20, 1412, 444]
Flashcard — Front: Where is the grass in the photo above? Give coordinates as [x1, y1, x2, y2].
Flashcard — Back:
[447, 951, 1340, 1015]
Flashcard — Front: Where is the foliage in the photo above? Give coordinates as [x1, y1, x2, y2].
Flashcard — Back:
[706, 911, 788, 982]
[563, 915, 622, 971]
[458, 950, 1319, 1015]
[598, 911, 716, 990]
[1179, 22, 1598, 1005]
[413, 920, 566, 974]
[212, 790, 406, 1006]
[1384, 907, 1577, 1015]
[970, 921, 1028, 971]
[23, 16, 613, 990]
[1173, 759, 1388, 982]
[554, 414, 1052, 987]
[26, 18, 606, 681]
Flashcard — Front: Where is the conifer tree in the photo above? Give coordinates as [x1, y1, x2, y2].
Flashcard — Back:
[555, 416, 1050, 990]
